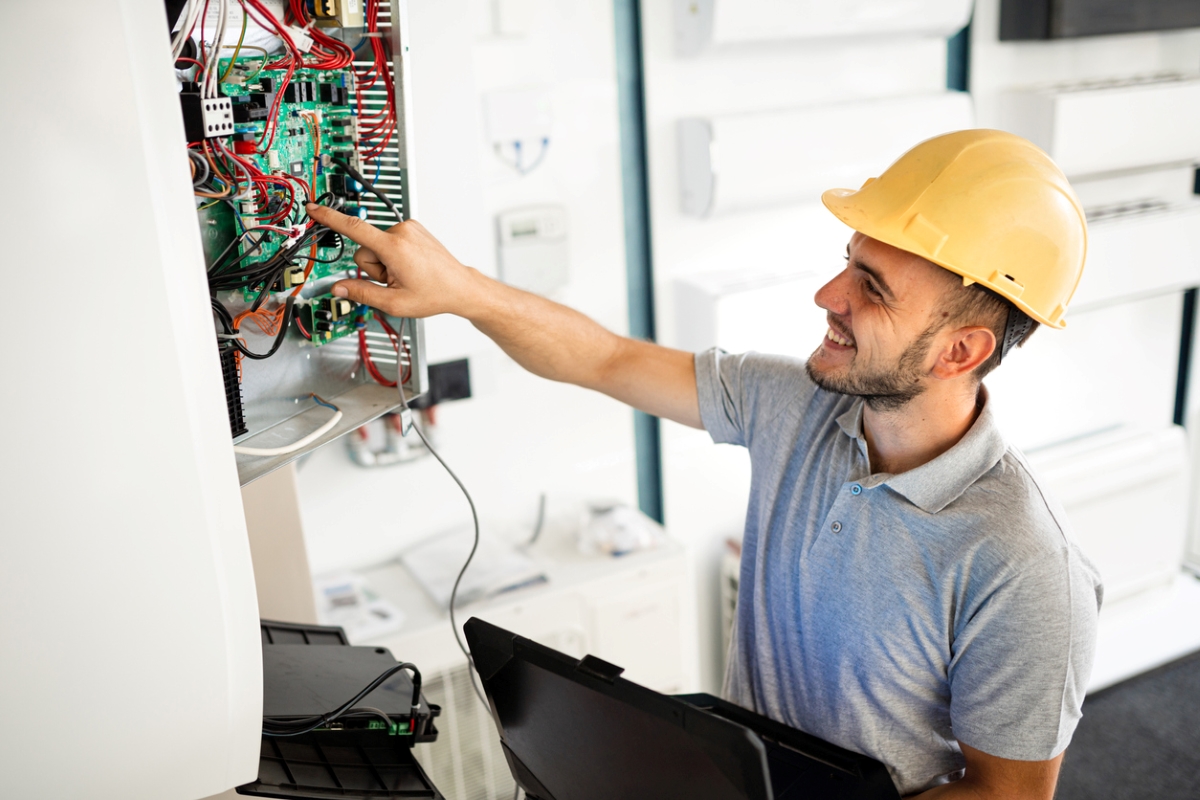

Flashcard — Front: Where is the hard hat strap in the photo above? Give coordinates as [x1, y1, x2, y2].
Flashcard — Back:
[1000, 305, 1033, 363]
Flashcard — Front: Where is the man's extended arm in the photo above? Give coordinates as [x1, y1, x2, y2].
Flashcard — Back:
[306, 204, 703, 428]
[911, 741, 1064, 800]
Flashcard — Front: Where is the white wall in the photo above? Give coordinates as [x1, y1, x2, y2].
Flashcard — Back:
[297, 1, 640, 580]
[640, 1, 956, 692]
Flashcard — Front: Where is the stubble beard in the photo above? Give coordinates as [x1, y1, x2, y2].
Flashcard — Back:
[805, 324, 939, 412]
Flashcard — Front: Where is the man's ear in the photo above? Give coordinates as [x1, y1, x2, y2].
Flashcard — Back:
[931, 326, 996, 380]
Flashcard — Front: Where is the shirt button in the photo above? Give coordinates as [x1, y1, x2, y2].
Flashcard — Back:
[831, 521, 842, 533]
[850, 484, 862, 495]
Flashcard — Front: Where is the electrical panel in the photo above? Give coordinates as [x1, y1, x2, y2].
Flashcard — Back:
[173, 0, 425, 485]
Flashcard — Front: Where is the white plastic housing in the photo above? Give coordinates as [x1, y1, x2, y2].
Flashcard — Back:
[1027, 426, 1189, 605]
[675, 0, 972, 55]
[999, 75, 1200, 177]
[496, 205, 570, 295]
[1072, 201, 1200, 311]
[674, 268, 833, 359]
[678, 91, 974, 217]
[987, 292, 1182, 453]
[0, 2, 263, 798]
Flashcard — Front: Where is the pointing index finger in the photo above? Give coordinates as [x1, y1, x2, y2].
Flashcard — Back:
[305, 203, 392, 252]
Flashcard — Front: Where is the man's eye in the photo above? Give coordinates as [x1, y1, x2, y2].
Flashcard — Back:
[863, 280, 882, 298]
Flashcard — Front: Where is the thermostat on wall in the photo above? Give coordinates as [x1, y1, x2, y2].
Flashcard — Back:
[496, 205, 569, 295]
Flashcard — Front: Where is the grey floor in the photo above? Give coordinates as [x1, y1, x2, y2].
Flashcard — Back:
[1056, 648, 1200, 799]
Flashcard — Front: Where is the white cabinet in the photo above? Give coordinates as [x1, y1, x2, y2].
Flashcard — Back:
[355, 531, 697, 800]
[1, 3, 264, 797]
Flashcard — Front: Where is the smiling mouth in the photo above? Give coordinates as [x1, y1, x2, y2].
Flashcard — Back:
[825, 327, 855, 348]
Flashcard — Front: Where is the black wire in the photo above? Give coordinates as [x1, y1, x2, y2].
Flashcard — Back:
[329, 155, 403, 224]
[211, 295, 235, 334]
[211, 294, 296, 360]
[262, 661, 422, 737]
[234, 296, 295, 360]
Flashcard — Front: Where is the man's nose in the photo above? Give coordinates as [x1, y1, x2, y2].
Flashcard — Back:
[814, 269, 851, 317]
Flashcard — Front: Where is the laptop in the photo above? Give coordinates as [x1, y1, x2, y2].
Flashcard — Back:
[465, 617, 900, 800]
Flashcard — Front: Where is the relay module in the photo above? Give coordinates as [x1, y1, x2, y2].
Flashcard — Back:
[175, 0, 425, 483]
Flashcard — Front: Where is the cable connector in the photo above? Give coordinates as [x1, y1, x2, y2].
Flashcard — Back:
[397, 406, 413, 437]
[287, 25, 314, 53]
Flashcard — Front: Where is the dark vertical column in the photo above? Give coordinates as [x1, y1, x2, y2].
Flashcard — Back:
[613, 0, 663, 523]
[1174, 288, 1196, 427]
[947, 21, 971, 93]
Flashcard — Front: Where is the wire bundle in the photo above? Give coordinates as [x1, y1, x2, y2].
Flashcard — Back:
[354, 0, 398, 161]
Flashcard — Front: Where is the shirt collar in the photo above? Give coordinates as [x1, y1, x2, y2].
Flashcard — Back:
[835, 388, 1008, 514]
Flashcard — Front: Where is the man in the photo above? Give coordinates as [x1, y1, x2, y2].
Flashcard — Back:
[305, 129, 1102, 798]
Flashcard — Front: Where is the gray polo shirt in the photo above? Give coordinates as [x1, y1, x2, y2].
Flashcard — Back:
[696, 349, 1102, 796]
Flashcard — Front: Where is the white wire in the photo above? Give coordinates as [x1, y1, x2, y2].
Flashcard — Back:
[233, 409, 343, 457]
[205, 0, 229, 98]
[171, 0, 204, 60]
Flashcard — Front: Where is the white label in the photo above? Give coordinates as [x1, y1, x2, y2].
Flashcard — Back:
[191, 0, 288, 54]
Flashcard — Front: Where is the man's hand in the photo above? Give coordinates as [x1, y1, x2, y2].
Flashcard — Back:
[911, 741, 1064, 800]
[305, 203, 481, 319]
[304, 203, 703, 428]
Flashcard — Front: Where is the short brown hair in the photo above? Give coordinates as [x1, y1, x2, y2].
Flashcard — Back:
[941, 282, 1038, 380]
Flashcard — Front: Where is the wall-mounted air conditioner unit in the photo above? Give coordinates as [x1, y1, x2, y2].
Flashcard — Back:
[1073, 201, 1200, 311]
[679, 92, 974, 217]
[1190, 427, 1200, 576]
[986, 291, 1182, 452]
[675, 0, 973, 56]
[1026, 425, 1190, 606]
[674, 268, 833, 359]
[999, 74, 1200, 178]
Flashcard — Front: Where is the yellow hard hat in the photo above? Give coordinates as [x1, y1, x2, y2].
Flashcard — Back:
[822, 129, 1087, 329]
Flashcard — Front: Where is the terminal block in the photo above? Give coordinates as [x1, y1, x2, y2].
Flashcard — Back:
[180, 94, 234, 140]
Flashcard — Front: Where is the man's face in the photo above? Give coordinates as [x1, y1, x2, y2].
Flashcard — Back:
[806, 233, 954, 411]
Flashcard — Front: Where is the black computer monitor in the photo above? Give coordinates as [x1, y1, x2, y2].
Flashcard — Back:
[465, 617, 899, 800]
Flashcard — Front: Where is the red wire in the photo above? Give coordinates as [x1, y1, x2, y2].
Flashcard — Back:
[294, 312, 312, 340]
[353, 0, 397, 161]
[175, 56, 207, 76]
[359, 328, 396, 387]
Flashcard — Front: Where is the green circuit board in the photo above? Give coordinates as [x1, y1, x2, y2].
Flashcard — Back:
[202, 60, 381, 346]
[303, 292, 375, 344]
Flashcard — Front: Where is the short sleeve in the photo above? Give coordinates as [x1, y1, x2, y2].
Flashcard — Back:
[947, 547, 1100, 760]
[694, 348, 815, 448]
